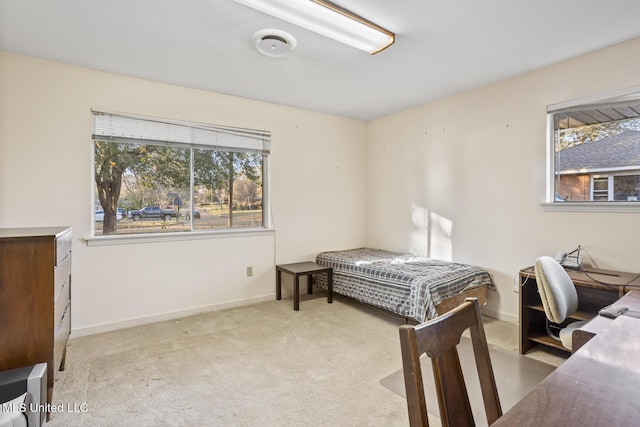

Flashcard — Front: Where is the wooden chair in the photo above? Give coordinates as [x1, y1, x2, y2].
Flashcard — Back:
[398, 297, 502, 426]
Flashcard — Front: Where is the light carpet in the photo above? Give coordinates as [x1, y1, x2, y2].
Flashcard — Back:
[46, 294, 565, 426]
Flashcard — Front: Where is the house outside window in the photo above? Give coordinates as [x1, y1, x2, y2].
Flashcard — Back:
[92, 111, 270, 236]
[547, 87, 640, 211]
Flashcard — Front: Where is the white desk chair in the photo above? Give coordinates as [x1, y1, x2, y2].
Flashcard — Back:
[534, 256, 588, 350]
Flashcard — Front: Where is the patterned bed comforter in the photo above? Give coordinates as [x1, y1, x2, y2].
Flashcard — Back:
[315, 248, 494, 322]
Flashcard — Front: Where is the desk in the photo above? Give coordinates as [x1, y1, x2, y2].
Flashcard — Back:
[493, 293, 640, 426]
[518, 266, 640, 354]
[573, 290, 640, 351]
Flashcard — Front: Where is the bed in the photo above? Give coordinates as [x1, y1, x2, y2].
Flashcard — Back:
[314, 248, 494, 323]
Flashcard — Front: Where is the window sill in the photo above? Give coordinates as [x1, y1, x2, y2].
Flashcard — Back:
[84, 228, 275, 246]
[541, 202, 640, 213]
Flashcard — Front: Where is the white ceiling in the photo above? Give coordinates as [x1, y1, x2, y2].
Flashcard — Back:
[1, 0, 640, 121]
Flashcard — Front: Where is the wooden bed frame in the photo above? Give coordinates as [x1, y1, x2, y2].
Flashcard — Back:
[434, 286, 488, 316]
[314, 248, 493, 324]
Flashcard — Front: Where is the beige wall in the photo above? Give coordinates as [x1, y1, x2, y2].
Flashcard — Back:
[0, 51, 367, 335]
[367, 38, 640, 320]
[2, 37, 639, 331]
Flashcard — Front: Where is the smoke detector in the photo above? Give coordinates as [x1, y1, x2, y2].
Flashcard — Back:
[252, 29, 297, 57]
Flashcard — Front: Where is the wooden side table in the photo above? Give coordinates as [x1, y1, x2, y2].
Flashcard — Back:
[276, 262, 333, 310]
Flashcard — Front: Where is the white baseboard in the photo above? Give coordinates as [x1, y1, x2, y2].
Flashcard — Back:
[70, 294, 275, 338]
[481, 307, 518, 323]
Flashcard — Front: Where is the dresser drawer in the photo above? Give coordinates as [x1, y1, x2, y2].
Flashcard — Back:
[54, 254, 71, 301]
[54, 302, 71, 374]
[55, 229, 72, 266]
[54, 276, 70, 328]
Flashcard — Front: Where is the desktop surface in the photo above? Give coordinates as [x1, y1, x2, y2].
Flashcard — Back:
[495, 291, 640, 426]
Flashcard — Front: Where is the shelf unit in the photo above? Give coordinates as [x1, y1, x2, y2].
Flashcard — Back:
[518, 265, 637, 354]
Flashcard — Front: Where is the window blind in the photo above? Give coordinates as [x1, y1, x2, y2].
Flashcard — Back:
[547, 87, 640, 115]
[92, 110, 271, 154]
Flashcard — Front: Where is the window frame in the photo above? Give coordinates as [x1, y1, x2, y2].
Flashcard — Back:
[87, 110, 272, 244]
[587, 173, 640, 202]
[591, 175, 610, 201]
[543, 85, 640, 213]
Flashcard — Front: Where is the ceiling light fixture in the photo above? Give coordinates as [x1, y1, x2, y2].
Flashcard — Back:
[234, 0, 395, 55]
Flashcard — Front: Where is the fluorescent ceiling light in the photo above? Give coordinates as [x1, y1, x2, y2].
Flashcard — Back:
[234, 0, 395, 54]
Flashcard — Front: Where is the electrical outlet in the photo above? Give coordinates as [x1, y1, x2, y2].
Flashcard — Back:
[246, 266, 253, 277]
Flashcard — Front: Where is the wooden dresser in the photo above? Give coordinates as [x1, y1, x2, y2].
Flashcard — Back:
[0, 226, 72, 412]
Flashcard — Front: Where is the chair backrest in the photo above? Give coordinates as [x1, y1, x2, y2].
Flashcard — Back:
[398, 297, 502, 427]
[534, 256, 579, 324]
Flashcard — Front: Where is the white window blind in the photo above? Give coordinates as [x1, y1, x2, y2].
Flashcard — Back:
[92, 110, 271, 154]
[547, 87, 640, 119]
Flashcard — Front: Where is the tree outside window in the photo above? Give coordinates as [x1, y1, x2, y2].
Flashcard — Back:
[92, 112, 269, 236]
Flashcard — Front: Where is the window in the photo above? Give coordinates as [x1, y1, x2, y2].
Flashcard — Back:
[92, 111, 270, 236]
[591, 176, 609, 201]
[547, 87, 640, 210]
